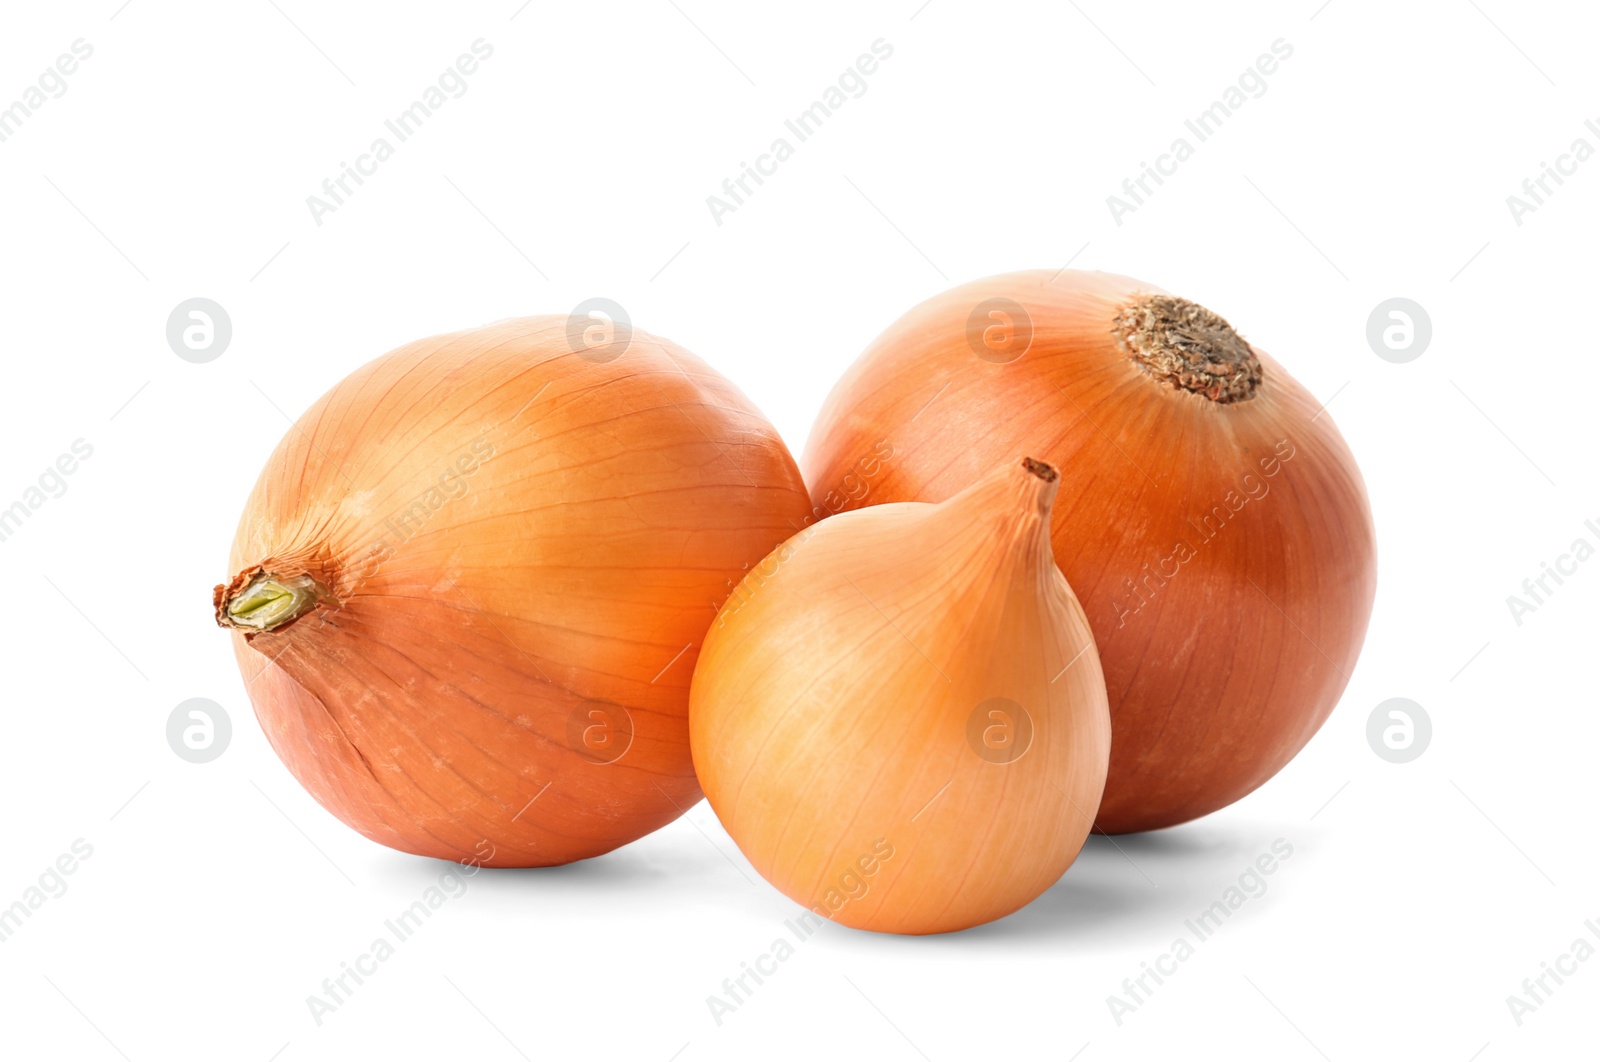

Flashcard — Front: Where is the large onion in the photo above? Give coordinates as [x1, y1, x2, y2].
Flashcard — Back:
[215, 317, 810, 866]
[802, 270, 1376, 833]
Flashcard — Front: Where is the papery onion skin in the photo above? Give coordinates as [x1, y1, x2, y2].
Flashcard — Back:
[691, 458, 1111, 935]
[216, 317, 811, 867]
[802, 271, 1376, 834]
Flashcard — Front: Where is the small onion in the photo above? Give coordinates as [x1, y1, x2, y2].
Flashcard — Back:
[803, 271, 1376, 833]
[215, 317, 810, 866]
[691, 457, 1110, 934]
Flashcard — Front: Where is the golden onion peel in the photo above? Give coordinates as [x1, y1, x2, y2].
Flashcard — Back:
[215, 317, 811, 866]
[691, 457, 1110, 934]
[803, 271, 1376, 833]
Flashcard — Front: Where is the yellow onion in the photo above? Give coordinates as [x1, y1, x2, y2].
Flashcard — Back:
[690, 457, 1110, 934]
[215, 317, 810, 866]
[803, 271, 1376, 833]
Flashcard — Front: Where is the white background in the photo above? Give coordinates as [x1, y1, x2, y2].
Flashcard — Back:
[1, 1, 1595, 1058]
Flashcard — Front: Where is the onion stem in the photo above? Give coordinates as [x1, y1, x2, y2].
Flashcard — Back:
[221, 573, 323, 632]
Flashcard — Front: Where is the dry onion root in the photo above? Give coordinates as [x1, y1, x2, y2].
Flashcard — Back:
[803, 271, 1376, 833]
[690, 457, 1110, 935]
[215, 318, 811, 866]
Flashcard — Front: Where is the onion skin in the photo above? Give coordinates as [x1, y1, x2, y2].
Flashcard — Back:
[691, 458, 1111, 935]
[217, 318, 811, 866]
[802, 271, 1376, 834]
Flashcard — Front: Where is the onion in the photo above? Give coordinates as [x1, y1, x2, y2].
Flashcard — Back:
[802, 271, 1376, 833]
[690, 457, 1110, 934]
[215, 317, 811, 866]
